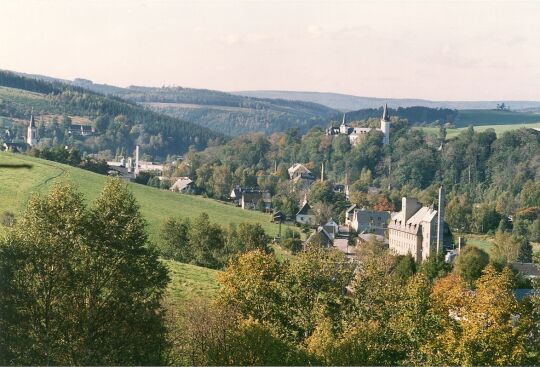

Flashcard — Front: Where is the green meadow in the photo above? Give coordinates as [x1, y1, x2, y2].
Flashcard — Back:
[454, 109, 540, 127]
[0, 152, 296, 303]
[164, 260, 220, 302]
[420, 122, 540, 139]
[0, 153, 285, 241]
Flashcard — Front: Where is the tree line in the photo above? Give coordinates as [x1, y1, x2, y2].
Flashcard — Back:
[1, 178, 539, 365]
[167, 241, 540, 365]
[164, 123, 539, 244]
[0, 70, 223, 158]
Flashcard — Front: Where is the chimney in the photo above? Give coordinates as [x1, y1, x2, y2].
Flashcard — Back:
[437, 186, 445, 254]
[134, 145, 140, 177]
[402, 197, 420, 222]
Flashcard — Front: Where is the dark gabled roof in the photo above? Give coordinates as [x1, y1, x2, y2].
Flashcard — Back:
[306, 227, 332, 247]
[510, 262, 540, 277]
[273, 211, 286, 220]
[296, 202, 314, 216]
[513, 288, 538, 301]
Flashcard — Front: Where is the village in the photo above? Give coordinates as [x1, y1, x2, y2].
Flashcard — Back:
[6, 106, 539, 284]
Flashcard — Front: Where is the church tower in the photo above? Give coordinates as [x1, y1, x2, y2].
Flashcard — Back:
[339, 113, 349, 134]
[380, 104, 390, 145]
[26, 113, 38, 147]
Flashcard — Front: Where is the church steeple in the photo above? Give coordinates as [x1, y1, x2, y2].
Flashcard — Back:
[339, 112, 349, 134]
[382, 103, 390, 122]
[380, 104, 390, 145]
[27, 110, 38, 147]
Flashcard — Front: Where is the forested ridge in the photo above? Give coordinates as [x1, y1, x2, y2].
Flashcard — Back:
[164, 121, 539, 248]
[0, 71, 224, 158]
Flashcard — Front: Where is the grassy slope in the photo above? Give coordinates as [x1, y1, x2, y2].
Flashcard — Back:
[0, 153, 283, 242]
[164, 260, 220, 302]
[458, 233, 540, 259]
[420, 122, 540, 139]
[454, 109, 540, 127]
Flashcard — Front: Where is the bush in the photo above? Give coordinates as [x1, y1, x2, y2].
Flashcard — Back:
[0, 211, 15, 227]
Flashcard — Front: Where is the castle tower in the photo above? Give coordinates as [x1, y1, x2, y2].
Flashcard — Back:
[380, 104, 390, 145]
[26, 113, 38, 147]
[339, 113, 349, 134]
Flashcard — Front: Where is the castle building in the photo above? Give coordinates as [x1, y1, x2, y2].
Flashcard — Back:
[26, 114, 38, 147]
[326, 104, 391, 146]
[388, 187, 446, 262]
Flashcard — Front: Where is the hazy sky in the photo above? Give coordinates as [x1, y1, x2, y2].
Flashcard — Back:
[1, 0, 539, 100]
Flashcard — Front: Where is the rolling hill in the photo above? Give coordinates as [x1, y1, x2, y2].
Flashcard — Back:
[9, 71, 339, 136]
[0, 71, 223, 159]
[453, 109, 540, 127]
[235, 90, 540, 112]
[0, 153, 284, 242]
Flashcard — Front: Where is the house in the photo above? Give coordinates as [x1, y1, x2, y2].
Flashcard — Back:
[388, 189, 447, 262]
[510, 262, 540, 279]
[170, 177, 194, 193]
[230, 187, 271, 210]
[345, 204, 357, 223]
[357, 233, 387, 245]
[230, 186, 243, 205]
[292, 172, 316, 189]
[107, 146, 164, 181]
[296, 200, 316, 226]
[2, 142, 27, 152]
[239, 190, 271, 211]
[346, 208, 390, 236]
[288, 163, 312, 180]
[321, 218, 339, 240]
[68, 124, 95, 137]
[272, 211, 287, 223]
[332, 183, 345, 193]
[306, 227, 333, 248]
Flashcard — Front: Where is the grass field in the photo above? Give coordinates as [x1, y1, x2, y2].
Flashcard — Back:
[0, 86, 54, 112]
[457, 233, 540, 259]
[0, 153, 285, 242]
[454, 109, 540, 128]
[420, 122, 540, 139]
[164, 259, 220, 302]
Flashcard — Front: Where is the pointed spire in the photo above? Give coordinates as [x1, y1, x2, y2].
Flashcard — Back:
[382, 103, 389, 121]
[341, 113, 346, 126]
[29, 107, 35, 128]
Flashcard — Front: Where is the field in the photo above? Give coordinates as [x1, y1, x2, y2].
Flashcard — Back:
[164, 260, 220, 302]
[420, 122, 540, 139]
[0, 86, 53, 112]
[0, 153, 285, 242]
[454, 109, 540, 127]
[457, 233, 540, 258]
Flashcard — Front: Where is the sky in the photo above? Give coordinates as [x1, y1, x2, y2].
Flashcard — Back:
[1, 0, 539, 100]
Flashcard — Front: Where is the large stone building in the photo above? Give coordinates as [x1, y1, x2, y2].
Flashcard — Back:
[327, 104, 391, 146]
[388, 188, 446, 262]
[345, 205, 390, 236]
